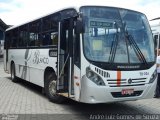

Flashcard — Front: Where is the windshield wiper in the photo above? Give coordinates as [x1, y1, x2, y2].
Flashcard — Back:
[108, 35, 118, 63]
[108, 22, 119, 63]
[125, 32, 148, 65]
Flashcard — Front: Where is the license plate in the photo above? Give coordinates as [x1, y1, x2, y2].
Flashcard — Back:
[121, 89, 134, 95]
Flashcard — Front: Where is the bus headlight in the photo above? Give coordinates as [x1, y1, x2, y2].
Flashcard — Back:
[86, 67, 105, 86]
[149, 70, 157, 83]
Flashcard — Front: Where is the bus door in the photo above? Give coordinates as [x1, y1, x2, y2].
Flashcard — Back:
[57, 18, 75, 97]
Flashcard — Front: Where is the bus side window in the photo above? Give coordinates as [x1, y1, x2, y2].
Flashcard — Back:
[42, 33, 52, 46]
[51, 32, 58, 45]
[28, 20, 41, 47]
[11, 29, 18, 48]
[19, 25, 28, 48]
[29, 33, 39, 47]
[29, 33, 35, 46]
[5, 32, 10, 49]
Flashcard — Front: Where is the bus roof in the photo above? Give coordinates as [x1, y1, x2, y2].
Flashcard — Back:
[6, 7, 78, 31]
[6, 5, 147, 32]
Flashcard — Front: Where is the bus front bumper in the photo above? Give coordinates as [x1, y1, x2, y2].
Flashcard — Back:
[79, 76, 157, 104]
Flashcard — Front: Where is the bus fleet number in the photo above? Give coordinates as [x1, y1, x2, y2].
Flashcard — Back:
[139, 72, 149, 76]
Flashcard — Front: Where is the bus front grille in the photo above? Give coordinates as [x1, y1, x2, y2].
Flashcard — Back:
[107, 78, 147, 87]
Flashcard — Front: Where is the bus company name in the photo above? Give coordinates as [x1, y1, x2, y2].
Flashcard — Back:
[117, 65, 140, 69]
[33, 50, 49, 64]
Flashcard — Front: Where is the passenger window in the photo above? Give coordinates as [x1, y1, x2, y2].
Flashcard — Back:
[41, 33, 52, 46]
[19, 25, 28, 47]
[41, 14, 58, 47]
[28, 21, 41, 47]
[11, 29, 18, 48]
[51, 32, 58, 45]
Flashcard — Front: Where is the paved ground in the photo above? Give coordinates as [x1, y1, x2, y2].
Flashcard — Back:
[0, 58, 160, 120]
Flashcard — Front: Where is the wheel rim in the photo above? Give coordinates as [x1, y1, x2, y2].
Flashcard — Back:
[49, 81, 57, 97]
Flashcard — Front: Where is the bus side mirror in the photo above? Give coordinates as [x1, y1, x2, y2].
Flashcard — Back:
[75, 18, 84, 34]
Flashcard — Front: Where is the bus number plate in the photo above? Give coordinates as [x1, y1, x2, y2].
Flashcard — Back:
[121, 89, 134, 95]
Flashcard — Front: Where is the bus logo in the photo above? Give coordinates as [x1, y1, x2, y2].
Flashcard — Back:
[33, 50, 49, 64]
[128, 79, 132, 84]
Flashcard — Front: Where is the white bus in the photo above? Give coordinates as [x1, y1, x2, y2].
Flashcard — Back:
[4, 6, 157, 103]
[150, 18, 160, 51]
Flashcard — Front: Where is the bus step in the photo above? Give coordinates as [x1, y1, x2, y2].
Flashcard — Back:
[57, 89, 68, 93]
[58, 92, 68, 97]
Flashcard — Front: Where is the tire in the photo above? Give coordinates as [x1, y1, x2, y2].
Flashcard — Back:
[11, 63, 18, 82]
[45, 72, 65, 103]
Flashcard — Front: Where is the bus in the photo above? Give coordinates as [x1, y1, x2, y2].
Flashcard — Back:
[150, 18, 160, 52]
[4, 6, 157, 103]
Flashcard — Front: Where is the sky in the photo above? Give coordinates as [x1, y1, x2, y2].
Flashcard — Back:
[0, 0, 160, 26]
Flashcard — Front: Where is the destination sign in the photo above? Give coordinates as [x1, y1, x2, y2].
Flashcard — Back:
[90, 21, 113, 28]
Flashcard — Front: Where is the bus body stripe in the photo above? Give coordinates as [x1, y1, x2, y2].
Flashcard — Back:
[117, 71, 121, 86]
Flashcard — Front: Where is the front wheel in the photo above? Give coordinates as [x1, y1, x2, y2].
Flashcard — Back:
[45, 72, 65, 103]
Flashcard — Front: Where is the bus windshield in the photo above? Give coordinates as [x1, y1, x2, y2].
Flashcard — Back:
[80, 6, 155, 65]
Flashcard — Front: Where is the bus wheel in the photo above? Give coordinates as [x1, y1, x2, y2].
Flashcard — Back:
[11, 63, 18, 82]
[45, 72, 65, 103]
